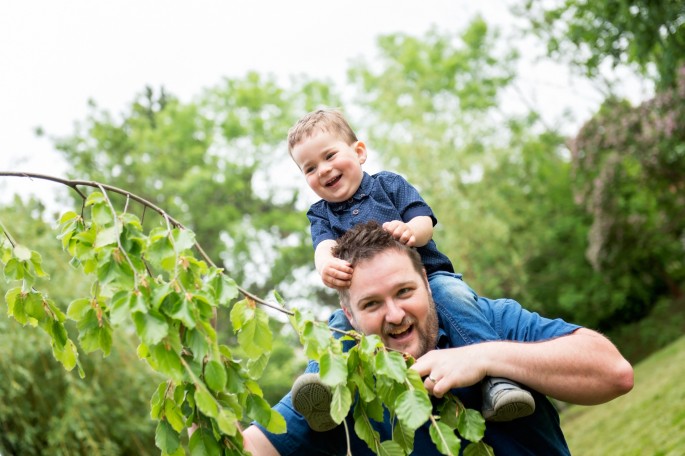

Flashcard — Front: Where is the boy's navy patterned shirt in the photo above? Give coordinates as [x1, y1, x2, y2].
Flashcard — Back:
[306, 171, 454, 275]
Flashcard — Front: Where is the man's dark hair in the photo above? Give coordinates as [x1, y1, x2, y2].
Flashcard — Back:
[333, 222, 424, 306]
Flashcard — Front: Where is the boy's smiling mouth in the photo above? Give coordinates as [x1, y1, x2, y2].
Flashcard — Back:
[325, 175, 342, 187]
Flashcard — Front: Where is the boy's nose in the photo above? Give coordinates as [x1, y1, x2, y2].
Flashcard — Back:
[318, 163, 332, 177]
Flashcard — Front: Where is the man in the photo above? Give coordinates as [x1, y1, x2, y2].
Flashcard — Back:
[243, 221, 634, 455]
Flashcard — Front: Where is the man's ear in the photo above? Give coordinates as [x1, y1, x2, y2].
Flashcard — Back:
[341, 305, 355, 327]
[355, 141, 368, 165]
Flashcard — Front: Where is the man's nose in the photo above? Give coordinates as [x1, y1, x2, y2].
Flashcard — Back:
[385, 300, 405, 325]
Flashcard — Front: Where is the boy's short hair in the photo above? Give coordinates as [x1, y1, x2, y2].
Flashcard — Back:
[333, 221, 425, 307]
[287, 108, 358, 156]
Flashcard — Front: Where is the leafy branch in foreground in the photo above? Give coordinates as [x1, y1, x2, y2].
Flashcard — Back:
[0, 172, 491, 455]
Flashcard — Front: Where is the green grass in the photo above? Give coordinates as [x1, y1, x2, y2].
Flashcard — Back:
[561, 335, 685, 455]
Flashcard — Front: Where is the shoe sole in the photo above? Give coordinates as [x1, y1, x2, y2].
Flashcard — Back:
[291, 374, 337, 432]
[483, 391, 536, 422]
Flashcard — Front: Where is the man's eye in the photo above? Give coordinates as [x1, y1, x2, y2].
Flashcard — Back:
[398, 288, 412, 297]
[361, 301, 377, 310]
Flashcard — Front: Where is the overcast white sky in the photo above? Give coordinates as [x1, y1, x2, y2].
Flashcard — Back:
[0, 0, 652, 205]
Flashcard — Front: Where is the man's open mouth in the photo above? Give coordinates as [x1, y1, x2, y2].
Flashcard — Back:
[387, 324, 413, 340]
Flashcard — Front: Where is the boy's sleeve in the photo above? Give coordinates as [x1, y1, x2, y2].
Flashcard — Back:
[378, 172, 436, 225]
[306, 203, 336, 249]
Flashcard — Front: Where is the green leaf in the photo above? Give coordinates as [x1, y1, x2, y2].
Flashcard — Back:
[457, 407, 486, 443]
[164, 399, 185, 433]
[395, 389, 432, 431]
[235, 307, 272, 359]
[91, 201, 112, 225]
[133, 309, 170, 346]
[150, 343, 184, 382]
[353, 402, 381, 452]
[378, 440, 405, 456]
[216, 409, 239, 436]
[172, 228, 196, 251]
[375, 350, 407, 383]
[267, 409, 287, 434]
[229, 299, 252, 332]
[67, 298, 92, 321]
[184, 327, 210, 361]
[320, 351, 347, 387]
[194, 388, 219, 418]
[246, 352, 270, 379]
[109, 291, 132, 325]
[51, 338, 80, 374]
[150, 381, 167, 419]
[430, 420, 461, 456]
[330, 383, 352, 424]
[188, 426, 221, 456]
[301, 320, 332, 360]
[204, 360, 227, 392]
[392, 418, 415, 453]
[167, 296, 197, 329]
[213, 274, 239, 307]
[13, 244, 32, 261]
[94, 225, 120, 248]
[155, 419, 180, 454]
[3, 258, 24, 281]
[463, 440, 496, 456]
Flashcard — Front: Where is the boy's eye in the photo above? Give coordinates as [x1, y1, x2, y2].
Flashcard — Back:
[304, 166, 315, 174]
[325, 152, 336, 160]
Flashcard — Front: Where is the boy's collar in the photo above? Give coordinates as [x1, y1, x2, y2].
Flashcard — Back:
[329, 172, 372, 210]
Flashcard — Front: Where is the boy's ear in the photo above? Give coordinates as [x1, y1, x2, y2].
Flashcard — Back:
[355, 141, 368, 164]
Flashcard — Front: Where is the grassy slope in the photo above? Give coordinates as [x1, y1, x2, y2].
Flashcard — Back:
[561, 335, 685, 455]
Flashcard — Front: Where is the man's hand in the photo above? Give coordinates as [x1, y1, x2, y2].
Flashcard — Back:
[411, 346, 489, 398]
[382, 220, 417, 246]
[320, 257, 353, 289]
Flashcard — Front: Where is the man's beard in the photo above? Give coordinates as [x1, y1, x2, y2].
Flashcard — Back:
[381, 294, 440, 359]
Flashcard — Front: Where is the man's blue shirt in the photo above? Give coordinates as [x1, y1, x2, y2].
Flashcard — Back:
[307, 171, 453, 274]
[255, 297, 580, 455]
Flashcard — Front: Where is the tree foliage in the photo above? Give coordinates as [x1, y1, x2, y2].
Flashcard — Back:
[1, 177, 491, 455]
[569, 67, 685, 326]
[0, 198, 161, 455]
[520, 0, 685, 89]
[49, 74, 340, 298]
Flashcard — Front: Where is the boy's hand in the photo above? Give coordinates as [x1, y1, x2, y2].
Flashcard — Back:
[321, 258, 353, 289]
[382, 220, 416, 246]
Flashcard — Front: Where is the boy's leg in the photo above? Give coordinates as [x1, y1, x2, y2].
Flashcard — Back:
[429, 272, 535, 422]
[292, 309, 352, 432]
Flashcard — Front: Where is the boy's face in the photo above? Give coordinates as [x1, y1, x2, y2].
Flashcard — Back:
[291, 130, 367, 203]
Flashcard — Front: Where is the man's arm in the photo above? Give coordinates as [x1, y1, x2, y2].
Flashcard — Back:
[413, 328, 634, 404]
[243, 425, 280, 456]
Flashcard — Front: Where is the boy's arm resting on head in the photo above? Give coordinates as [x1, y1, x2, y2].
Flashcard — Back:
[413, 328, 634, 404]
[315, 240, 353, 289]
[243, 425, 280, 456]
[382, 215, 434, 247]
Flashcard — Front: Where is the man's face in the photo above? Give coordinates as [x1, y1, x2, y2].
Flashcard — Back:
[291, 130, 366, 203]
[342, 249, 439, 359]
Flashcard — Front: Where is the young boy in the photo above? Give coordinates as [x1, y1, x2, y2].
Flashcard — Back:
[287, 108, 534, 432]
